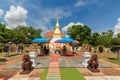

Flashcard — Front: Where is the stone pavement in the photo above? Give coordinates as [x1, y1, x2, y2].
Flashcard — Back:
[4, 58, 111, 69]
[58, 58, 111, 68]
[4, 58, 51, 69]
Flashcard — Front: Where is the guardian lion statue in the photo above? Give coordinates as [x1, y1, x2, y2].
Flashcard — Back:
[20, 54, 33, 74]
[87, 54, 100, 72]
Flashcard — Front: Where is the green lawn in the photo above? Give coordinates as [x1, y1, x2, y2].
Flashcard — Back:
[0, 58, 7, 62]
[108, 58, 120, 65]
[60, 68, 85, 80]
[40, 68, 48, 80]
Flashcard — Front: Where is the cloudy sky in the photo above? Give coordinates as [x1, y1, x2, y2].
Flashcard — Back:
[0, 0, 120, 36]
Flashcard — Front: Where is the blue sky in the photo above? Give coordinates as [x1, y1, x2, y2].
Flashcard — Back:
[0, 0, 120, 36]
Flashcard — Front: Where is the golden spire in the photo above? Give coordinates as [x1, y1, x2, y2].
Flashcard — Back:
[54, 16, 61, 35]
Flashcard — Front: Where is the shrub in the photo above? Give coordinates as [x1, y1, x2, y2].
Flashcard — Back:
[0, 46, 3, 52]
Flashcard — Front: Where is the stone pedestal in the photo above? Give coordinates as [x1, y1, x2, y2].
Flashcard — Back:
[29, 52, 37, 67]
[82, 52, 91, 67]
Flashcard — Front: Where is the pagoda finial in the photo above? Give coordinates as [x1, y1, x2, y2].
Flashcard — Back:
[54, 15, 60, 35]
[56, 15, 59, 23]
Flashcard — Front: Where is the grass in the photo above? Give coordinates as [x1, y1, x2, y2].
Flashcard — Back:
[108, 58, 120, 65]
[40, 68, 48, 80]
[9, 54, 19, 57]
[60, 68, 85, 80]
[0, 58, 7, 62]
[91, 51, 117, 59]
[90, 51, 120, 65]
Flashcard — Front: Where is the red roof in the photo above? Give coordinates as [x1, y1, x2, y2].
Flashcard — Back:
[45, 31, 64, 35]
[45, 31, 54, 35]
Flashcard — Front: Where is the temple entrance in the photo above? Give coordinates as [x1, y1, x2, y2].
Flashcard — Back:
[49, 43, 64, 54]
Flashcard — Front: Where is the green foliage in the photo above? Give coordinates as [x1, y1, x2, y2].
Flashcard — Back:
[0, 46, 3, 52]
[117, 33, 120, 38]
[111, 38, 120, 45]
[0, 58, 7, 62]
[82, 39, 89, 44]
[68, 25, 91, 45]
[60, 68, 85, 80]
[0, 22, 42, 44]
[97, 30, 113, 47]
[14, 26, 42, 44]
[90, 32, 100, 46]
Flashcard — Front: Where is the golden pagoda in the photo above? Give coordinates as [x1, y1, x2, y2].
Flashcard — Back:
[54, 17, 61, 35]
[50, 16, 63, 42]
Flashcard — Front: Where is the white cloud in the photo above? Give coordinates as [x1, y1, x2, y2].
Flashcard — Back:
[0, 9, 4, 17]
[74, 0, 100, 7]
[74, 0, 87, 7]
[62, 22, 84, 31]
[4, 5, 27, 28]
[113, 18, 120, 37]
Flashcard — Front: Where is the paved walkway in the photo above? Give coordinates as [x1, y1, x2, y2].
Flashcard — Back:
[46, 55, 61, 80]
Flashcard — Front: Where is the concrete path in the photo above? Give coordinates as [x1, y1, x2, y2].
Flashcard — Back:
[46, 55, 61, 80]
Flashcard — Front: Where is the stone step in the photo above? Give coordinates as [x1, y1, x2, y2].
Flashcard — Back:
[48, 71, 60, 73]
[47, 75, 60, 77]
[46, 78, 60, 80]
[46, 77, 61, 80]
[48, 67, 60, 69]
[48, 69, 60, 71]
[50, 62, 59, 64]
[49, 66, 59, 67]
[47, 73, 60, 75]
[47, 72, 60, 74]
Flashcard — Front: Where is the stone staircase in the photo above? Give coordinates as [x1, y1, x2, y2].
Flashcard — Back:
[46, 55, 61, 80]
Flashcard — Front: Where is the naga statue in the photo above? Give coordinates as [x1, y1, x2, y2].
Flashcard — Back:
[20, 54, 33, 74]
[82, 44, 91, 52]
[87, 54, 100, 72]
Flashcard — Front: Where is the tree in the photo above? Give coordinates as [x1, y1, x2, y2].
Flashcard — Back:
[97, 30, 113, 47]
[90, 32, 100, 46]
[111, 38, 120, 45]
[13, 26, 42, 44]
[82, 39, 89, 44]
[117, 33, 120, 38]
[0, 22, 6, 43]
[68, 25, 91, 45]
